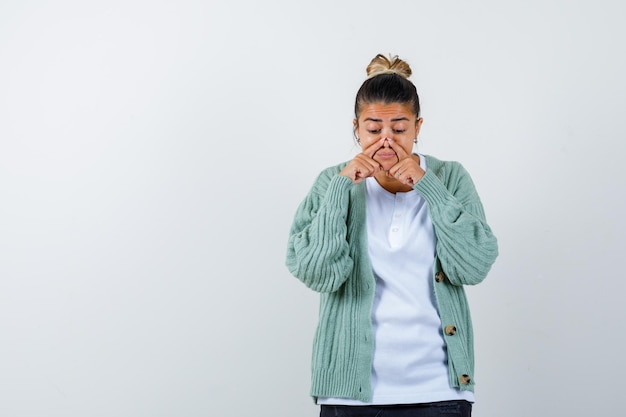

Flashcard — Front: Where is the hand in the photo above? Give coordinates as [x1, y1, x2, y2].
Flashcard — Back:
[339, 138, 385, 183]
[386, 138, 425, 186]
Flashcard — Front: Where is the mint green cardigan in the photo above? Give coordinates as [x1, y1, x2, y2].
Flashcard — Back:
[286, 154, 498, 403]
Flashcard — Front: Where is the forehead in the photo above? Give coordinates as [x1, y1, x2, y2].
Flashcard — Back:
[359, 102, 415, 121]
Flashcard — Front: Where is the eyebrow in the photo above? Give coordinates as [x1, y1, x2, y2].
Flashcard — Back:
[364, 117, 410, 122]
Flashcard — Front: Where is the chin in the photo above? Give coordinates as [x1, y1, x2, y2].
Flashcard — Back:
[376, 160, 396, 172]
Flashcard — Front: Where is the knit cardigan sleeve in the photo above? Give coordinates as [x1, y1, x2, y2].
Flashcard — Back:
[286, 166, 355, 293]
[414, 158, 498, 286]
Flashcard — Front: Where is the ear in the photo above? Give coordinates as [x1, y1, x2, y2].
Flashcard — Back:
[415, 117, 424, 135]
[352, 119, 360, 145]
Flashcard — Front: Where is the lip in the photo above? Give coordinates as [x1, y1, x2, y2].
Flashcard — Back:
[375, 151, 397, 159]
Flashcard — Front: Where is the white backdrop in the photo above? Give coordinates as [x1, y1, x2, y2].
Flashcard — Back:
[1, 1, 625, 416]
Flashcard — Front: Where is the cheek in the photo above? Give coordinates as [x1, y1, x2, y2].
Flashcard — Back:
[357, 131, 379, 147]
[395, 137, 414, 149]
[359, 138, 378, 148]
[356, 127, 373, 140]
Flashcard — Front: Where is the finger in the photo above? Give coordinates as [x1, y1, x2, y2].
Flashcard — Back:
[391, 164, 407, 179]
[362, 138, 385, 159]
[343, 159, 377, 182]
[353, 154, 383, 177]
[352, 163, 377, 183]
[391, 167, 414, 186]
[390, 160, 424, 186]
[341, 165, 366, 183]
[387, 138, 410, 160]
[353, 154, 383, 173]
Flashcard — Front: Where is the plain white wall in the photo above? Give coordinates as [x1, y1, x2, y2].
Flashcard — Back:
[1, 1, 625, 416]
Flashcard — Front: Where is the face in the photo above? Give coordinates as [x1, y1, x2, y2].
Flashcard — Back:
[354, 102, 423, 171]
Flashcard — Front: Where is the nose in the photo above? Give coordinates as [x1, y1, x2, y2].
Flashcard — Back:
[382, 137, 391, 147]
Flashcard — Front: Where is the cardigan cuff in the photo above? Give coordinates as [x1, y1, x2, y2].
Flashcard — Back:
[413, 169, 452, 206]
[321, 174, 354, 208]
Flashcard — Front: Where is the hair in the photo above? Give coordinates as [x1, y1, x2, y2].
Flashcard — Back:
[354, 54, 421, 120]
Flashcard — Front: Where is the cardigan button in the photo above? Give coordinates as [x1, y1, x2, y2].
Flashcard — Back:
[435, 272, 446, 282]
[459, 374, 472, 385]
[445, 325, 457, 336]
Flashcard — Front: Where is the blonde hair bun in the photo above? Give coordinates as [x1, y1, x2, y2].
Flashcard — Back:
[366, 54, 412, 79]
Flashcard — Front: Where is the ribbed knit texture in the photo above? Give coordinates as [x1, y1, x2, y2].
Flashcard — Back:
[286, 155, 498, 403]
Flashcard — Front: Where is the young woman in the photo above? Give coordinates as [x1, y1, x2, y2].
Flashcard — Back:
[286, 54, 498, 417]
